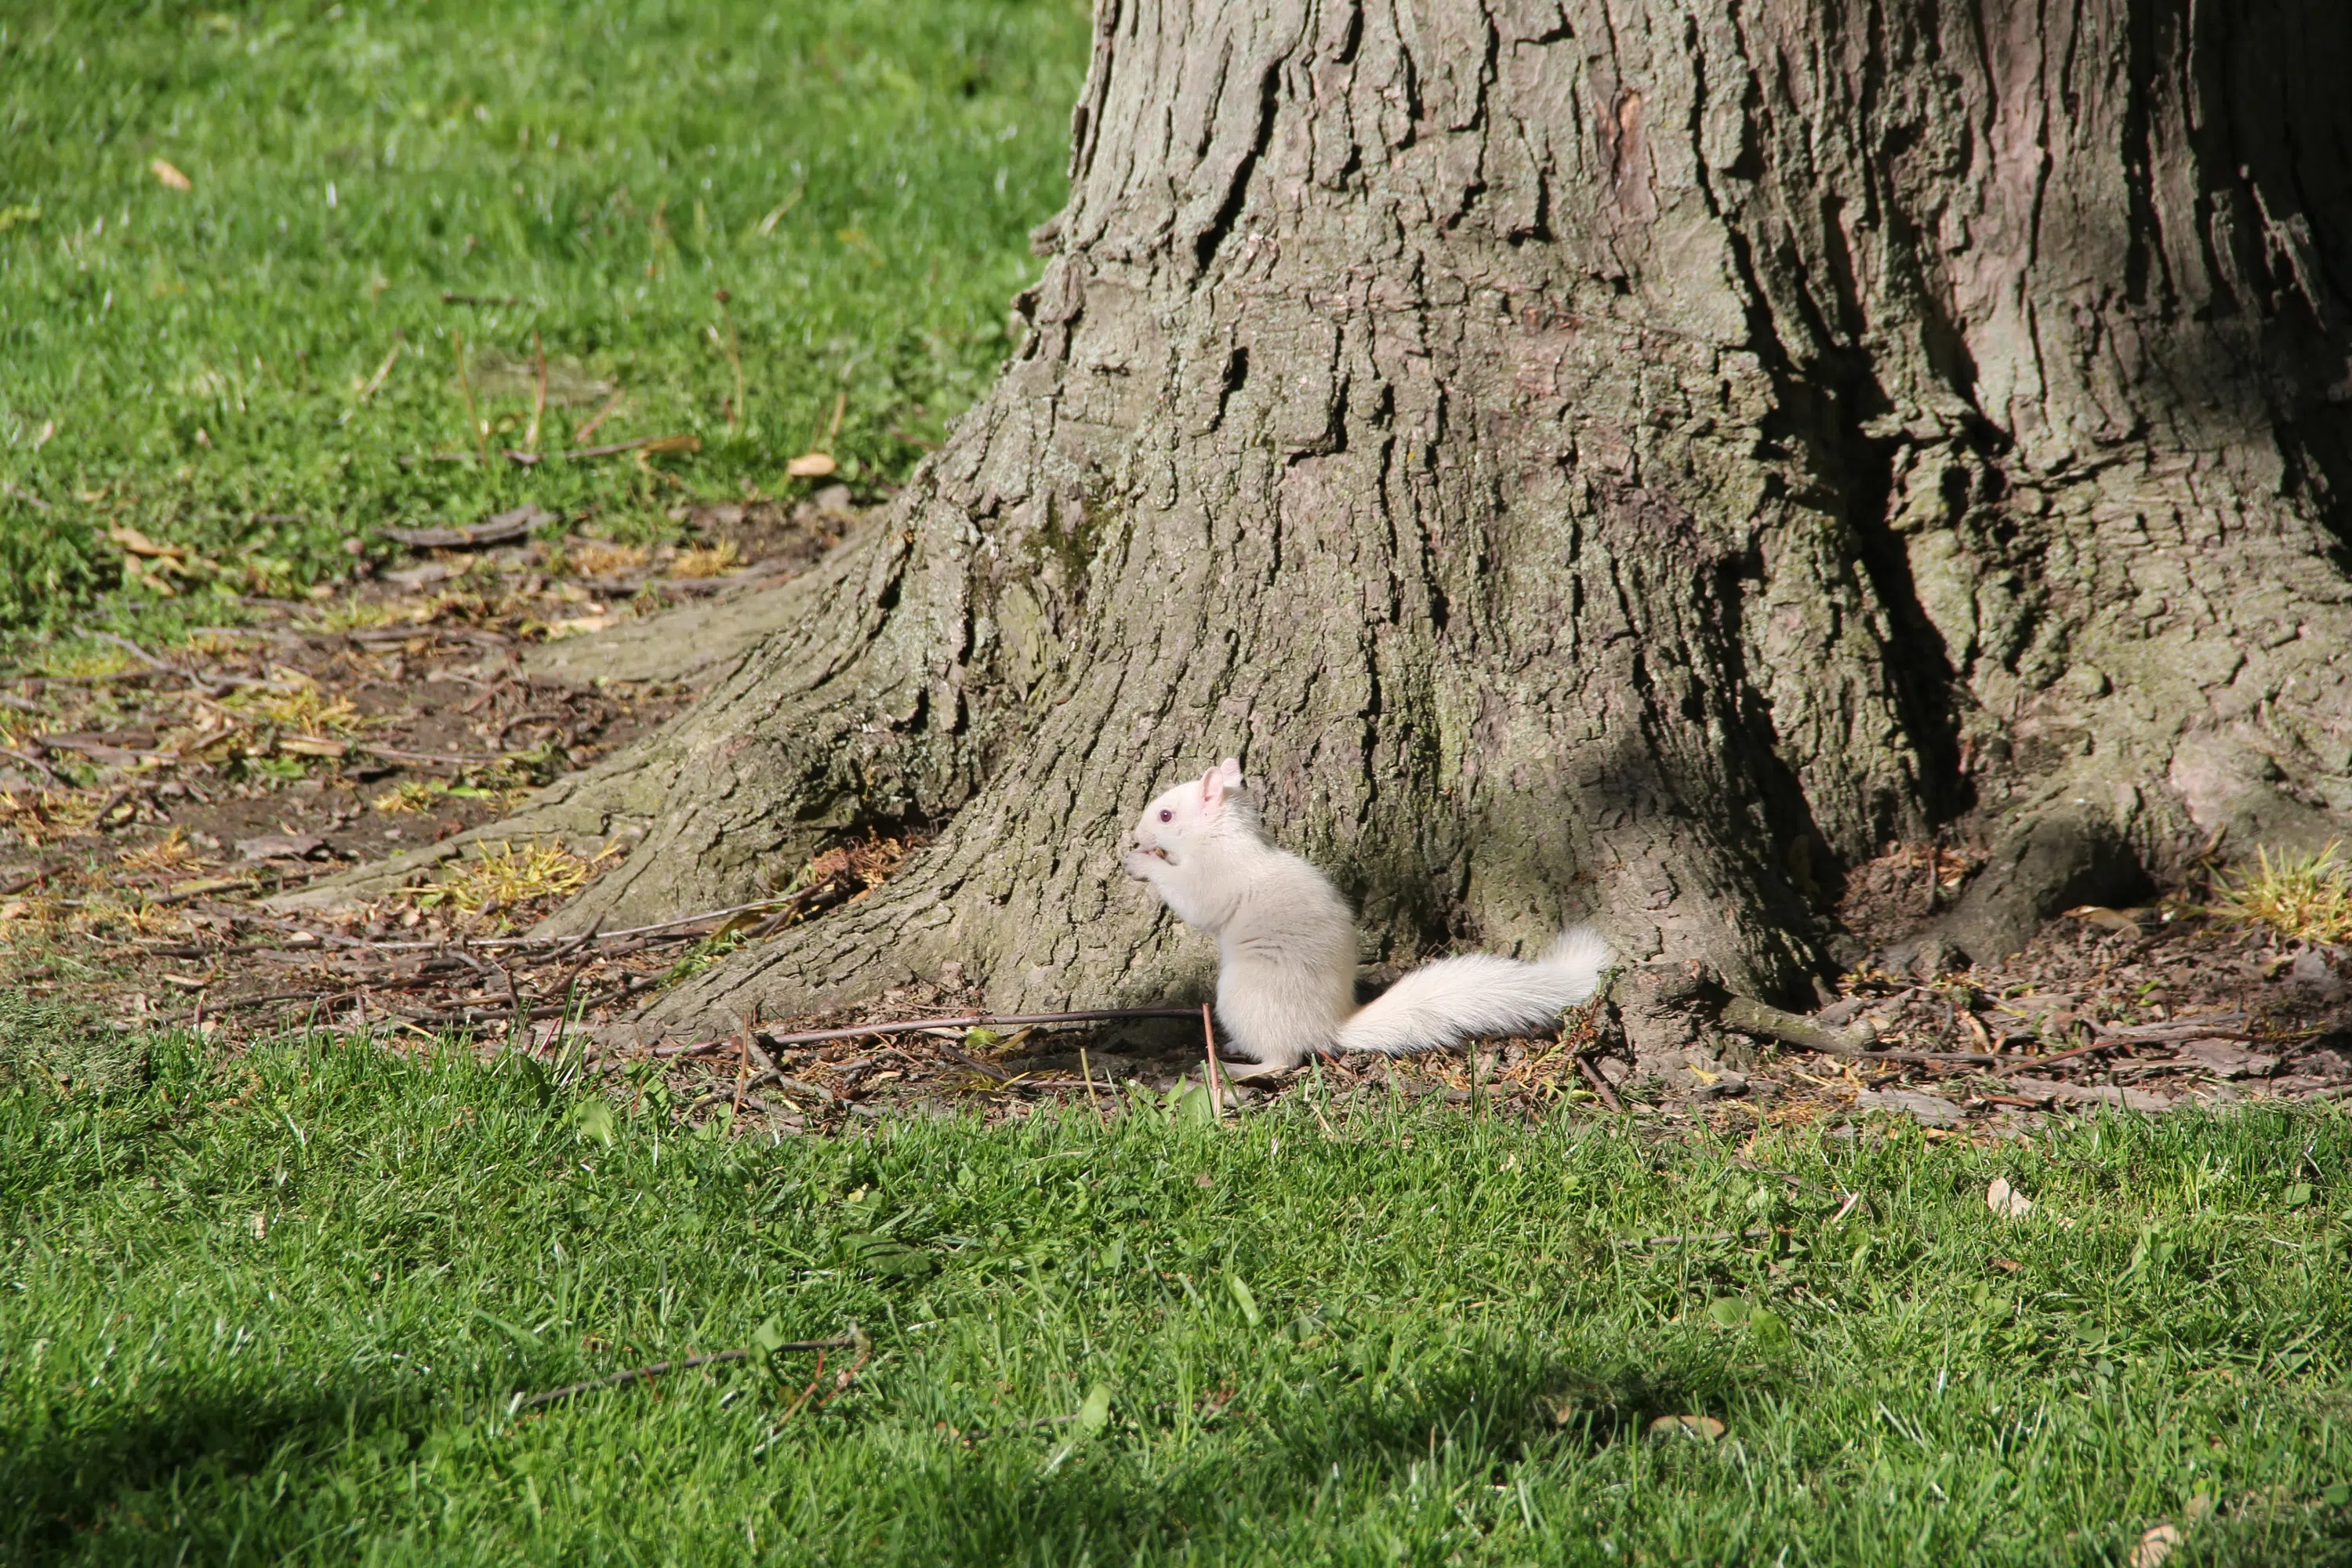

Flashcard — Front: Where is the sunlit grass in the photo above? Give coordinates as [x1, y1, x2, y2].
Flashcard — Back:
[2, 1033, 2347, 1564]
[0, 0, 1087, 632]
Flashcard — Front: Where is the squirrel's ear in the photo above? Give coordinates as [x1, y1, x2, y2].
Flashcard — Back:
[1201, 757, 1244, 808]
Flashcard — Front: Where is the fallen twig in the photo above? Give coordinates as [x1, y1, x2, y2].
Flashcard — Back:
[1722, 995, 1879, 1055]
[654, 1007, 1206, 1057]
[1576, 1054, 1623, 1112]
[318, 896, 813, 953]
[382, 507, 553, 551]
[573, 389, 626, 445]
[1729, 1154, 1831, 1196]
[350, 741, 523, 768]
[345, 340, 402, 418]
[90, 630, 172, 672]
[1201, 1003, 1225, 1119]
[1993, 1039, 2128, 1076]
[936, 1040, 1013, 1083]
[1080, 1047, 1109, 1128]
[1615, 1226, 1776, 1249]
[509, 1329, 864, 1414]
[0, 744, 62, 783]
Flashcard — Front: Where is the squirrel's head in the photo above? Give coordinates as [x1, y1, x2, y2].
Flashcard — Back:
[1125, 757, 1251, 869]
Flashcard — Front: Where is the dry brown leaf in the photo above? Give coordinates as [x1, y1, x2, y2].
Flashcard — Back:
[151, 158, 193, 191]
[1987, 1178, 2034, 1219]
[2129, 1523, 2181, 1567]
[107, 524, 185, 559]
[542, 614, 612, 639]
[785, 452, 837, 477]
[2066, 904, 2143, 934]
[1646, 1414, 1726, 1441]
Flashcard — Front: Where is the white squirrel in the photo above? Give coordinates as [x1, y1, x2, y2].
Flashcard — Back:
[1120, 757, 1612, 1071]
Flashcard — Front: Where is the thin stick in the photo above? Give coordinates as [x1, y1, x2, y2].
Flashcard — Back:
[1080, 1047, 1109, 1130]
[92, 630, 172, 671]
[524, 331, 546, 454]
[1994, 1038, 2127, 1076]
[733, 1015, 753, 1117]
[1576, 1054, 1623, 1112]
[575, 389, 626, 445]
[1721, 995, 1880, 1056]
[452, 332, 490, 468]
[499, 963, 524, 1037]
[315, 896, 829, 952]
[1201, 1003, 1224, 1118]
[350, 339, 401, 409]
[0, 744, 61, 784]
[653, 1007, 1203, 1056]
[509, 1332, 862, 1414]
[713, 290, 745, 427]
[1613, 1226, 1775, 1249]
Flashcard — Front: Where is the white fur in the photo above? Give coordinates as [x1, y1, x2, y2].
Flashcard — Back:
[1123, 759, 1612, 1069]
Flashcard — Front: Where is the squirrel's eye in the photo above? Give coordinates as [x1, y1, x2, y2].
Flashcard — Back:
[1159, 809, 1173, 823]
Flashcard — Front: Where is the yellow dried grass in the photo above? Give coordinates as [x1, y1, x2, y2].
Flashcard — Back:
[405, 838, 619, 915]
[2215, 841, 2352, 945]
[668, 539, 740, 579]
[565, 539, 651, 576]
[224, 673, 371, 736]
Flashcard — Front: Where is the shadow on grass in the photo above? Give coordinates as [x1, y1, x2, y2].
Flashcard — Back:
[2, 1349, 1724, 1563]
[887, 1347, 1720, 1565]
[1, 1378, 428, 1565]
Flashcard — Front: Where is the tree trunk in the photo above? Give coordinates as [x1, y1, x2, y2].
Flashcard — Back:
[318, 0, 2352, 1033]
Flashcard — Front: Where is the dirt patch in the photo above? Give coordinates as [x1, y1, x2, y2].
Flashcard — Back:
[0, 498, 858, 1033]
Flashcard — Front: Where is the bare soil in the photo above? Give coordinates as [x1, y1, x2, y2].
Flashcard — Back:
[5, 516, 2346, 1134]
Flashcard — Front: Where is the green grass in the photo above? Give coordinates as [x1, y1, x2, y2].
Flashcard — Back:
[0, 0, 1087, 629]
[5, 1036, 2348, 1565]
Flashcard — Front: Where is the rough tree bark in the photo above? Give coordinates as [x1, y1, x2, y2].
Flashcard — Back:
[294, 0, 2352, 1041]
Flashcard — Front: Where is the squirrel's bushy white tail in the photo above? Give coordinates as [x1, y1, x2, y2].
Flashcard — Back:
[1334, 926, 1613, 1057]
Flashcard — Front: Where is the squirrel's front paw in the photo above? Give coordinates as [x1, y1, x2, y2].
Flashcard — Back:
[1120, 849, 1157, 881]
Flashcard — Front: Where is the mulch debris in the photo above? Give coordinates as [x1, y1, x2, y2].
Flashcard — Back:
[4, 513, 2347, 1135]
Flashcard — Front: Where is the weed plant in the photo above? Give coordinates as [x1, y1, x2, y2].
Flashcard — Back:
[2218, 842, 2352, 946]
